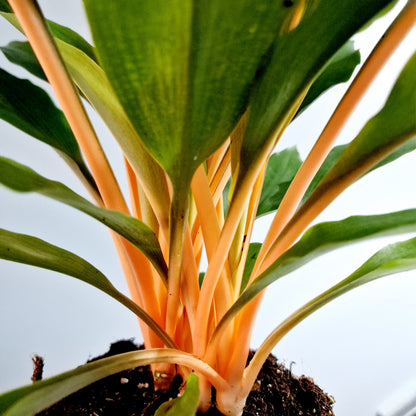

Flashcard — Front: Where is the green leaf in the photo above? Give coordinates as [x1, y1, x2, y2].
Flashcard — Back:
[154, 373, 199, 416]
[257, 147, 302, 217]
[1, 41, 47, 81]
[295, 41, 361, 117]
[0, 6, 96, 62]
[0, 12, 171, 216]
[299, 52, 416, 212]
[0, 0, 11, 12]
[45, 20, 96, 62]
[264, 235, 416, 351]
[83, 0, 295, 187]
[53, 39, 172, 216]
[214, 209, 416, 336]
[330, 236, 416, 294]
[0, 349, 193, 416]
[0, 67, 82, 164]
[240, 0, 395, 177]
[0, 157, 168, 280]
[303, 136, 416, 202]
[0, 228, 175, 349]
[247, 234, 416, 379]
[241, 243, 262, 293]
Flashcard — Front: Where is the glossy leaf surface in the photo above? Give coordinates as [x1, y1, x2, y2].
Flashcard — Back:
[154, 373, 199, 416]
[247, 234, 416, 383]
[0, 38, 172, 219]
[256, 147, 302, 217]
[0, 67, 85, 168]
[1, 41, 47, 80]
[0, 157, 168, 279]
[297, 52, 416, 216]
[0, 349, 203, 416]
[83, 0, 295, 186]
[0, 228, 174, 348]
[240, 0, 395, 174]
[303, 136, 416, 202]
[215, 209, 416, 336]
[0, 4, 96, 61]
[295, 40, 361, 117]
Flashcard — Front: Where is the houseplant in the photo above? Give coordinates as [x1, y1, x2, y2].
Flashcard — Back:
[0, 0, 415, 414]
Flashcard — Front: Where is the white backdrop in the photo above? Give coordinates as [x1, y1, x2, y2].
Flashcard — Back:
[0, 2, 415, 415]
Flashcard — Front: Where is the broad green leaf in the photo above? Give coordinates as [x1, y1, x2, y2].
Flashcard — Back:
[54, 40, 172, 216]
[327, 236, 416, 297]
[257, 147, 302, 217]
[44, 20, 96, 62]
[241, 243, 262, 293]
[262, 235, 416, 353]
[1, 41, 47, 81]
[247, 234, 416, 381]
[298, 52, 416, 215]
[154, 373, 199, 416]
[214, 209, 416, 337]
[0, 348, 198, 416]
[295, 41, 361, 117]
[0, 156, 168, 280]
[0, 0, 11, 12]
[0, 5, 96, 62]
[260, 52, 416, 217]
[0, 10, 171, 220]
[0, 229, 174, 349]
[83, 0, 295, 187]
[303, 136, 416, 202]
[0, 68, 92, 179]
[239, 0, 395, 177]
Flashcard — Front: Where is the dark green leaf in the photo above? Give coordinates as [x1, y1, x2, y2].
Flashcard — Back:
[240, 0, 395, 177]
[241, 243, 262, 293]
[0, 10, 170, 214]
[254, 235, 416, 363]
[83, 0, 295, 187]
[0, 67, 80, 160]
[214, 209, 416, 336]
[154, 373, 199, 416]
[302, 137, 416, 202]
[0, 157, 168, 280]
[1, 41, 47, 80]
[0, 67, 96, 189]
[257, 147, 302, 217]
[198, 272, 205, 289]
[45, 20, 96, 62]
[0, 349, 187, 415]
[0, 0, 11, 13]
[0, 6, 96, 62]
[0, 228, 175, 348]
[295, 41, 361, 117]
[298, 52, 416, 214]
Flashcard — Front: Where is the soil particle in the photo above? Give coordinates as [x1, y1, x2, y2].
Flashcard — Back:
[36, 340, 334, 415]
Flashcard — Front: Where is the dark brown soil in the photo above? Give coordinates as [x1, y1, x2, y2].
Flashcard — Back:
[36, 340, 334, 415]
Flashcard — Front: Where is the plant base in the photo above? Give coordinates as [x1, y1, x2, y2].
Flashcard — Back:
[36, 340, 334, 415]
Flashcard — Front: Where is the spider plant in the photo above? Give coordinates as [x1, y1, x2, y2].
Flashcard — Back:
[0, 0, 415, 415]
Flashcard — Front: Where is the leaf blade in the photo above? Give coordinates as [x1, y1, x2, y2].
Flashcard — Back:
[0, 349, 204, 416]
[295, 40, 361, 117]
[0, 228, 174, 348]
[240, 0, 396, 175]
[257, 147, 302, 217]
[0, 156, 168, 279]
[214, 209, 416, 338]
[0, 67, 81, 164]
[83, 0, 294, 186]
[154, 373, 199, 416]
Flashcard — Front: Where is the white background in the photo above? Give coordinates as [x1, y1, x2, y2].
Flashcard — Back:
[0, 1, 415, 415]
